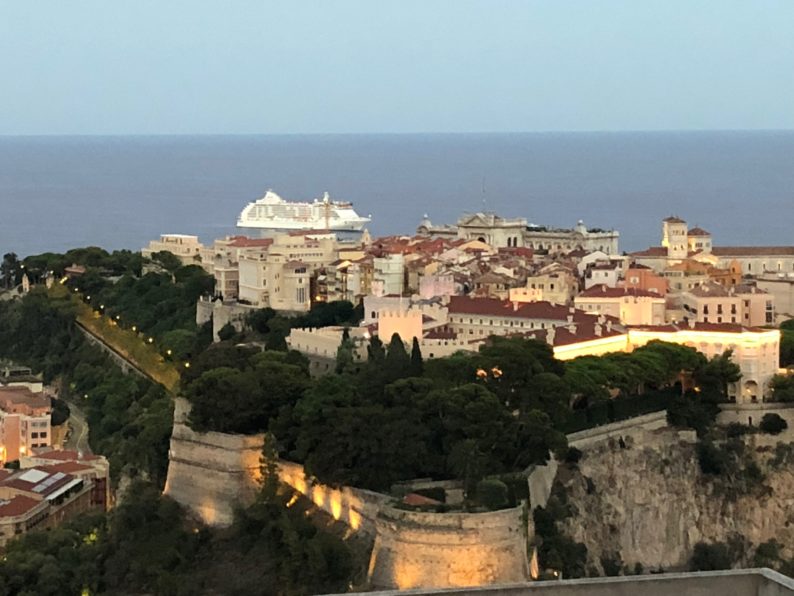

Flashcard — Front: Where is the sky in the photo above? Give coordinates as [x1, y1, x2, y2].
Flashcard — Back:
[1, 1, 793, 135]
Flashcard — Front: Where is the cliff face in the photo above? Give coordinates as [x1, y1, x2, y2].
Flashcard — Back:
[557, 431, 794, 573]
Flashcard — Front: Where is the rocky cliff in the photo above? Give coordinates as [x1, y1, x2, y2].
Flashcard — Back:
[556, 430, 794, 574]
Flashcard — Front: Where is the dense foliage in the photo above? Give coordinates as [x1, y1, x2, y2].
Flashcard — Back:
[0, 288, 173, 484]
[0, 481, 353, 596]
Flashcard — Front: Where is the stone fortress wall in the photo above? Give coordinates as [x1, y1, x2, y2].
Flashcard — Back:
[164, 398, 530, 590]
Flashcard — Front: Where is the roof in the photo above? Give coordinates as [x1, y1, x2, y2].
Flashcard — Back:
[0, 495, 44, 518]
[0, 387, 51, 411]
[2, 467, 80, 499]
[447, 296, 611, 324]
[32, 449, 100, 462]
[630, 322, 770, 334]
[424, 328, 458, 340]
[228, 237, 274, 248]
[578, 285, 663, 299]
[663, 216, 687, 224]
[712, 246, 794, 257]
[629, 247, 668, 258]
[688, 227, 711, 237]
[38, 462, 94, 475]
[525, 323, 625, 347]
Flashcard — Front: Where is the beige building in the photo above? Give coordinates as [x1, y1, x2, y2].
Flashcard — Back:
[574, 285, 666, 326]
[508, 266, 577, 306]
[0, 388, 51, 464]
[633, 217, 794, 276]
[417, 213, 619, 254]
[681, 282, 773, 327]
[142, 234, 205, 267]
[238, 233, 339, 311]
[755, 274, 794, 320]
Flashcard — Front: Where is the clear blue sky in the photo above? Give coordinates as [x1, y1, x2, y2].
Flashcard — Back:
[1, 1, 793, 134]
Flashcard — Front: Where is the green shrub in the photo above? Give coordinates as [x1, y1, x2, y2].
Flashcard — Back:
[725, 422, 751, 438]
[760, 413, 788, 435]
[697, 440, 729, 475]
[565, 447, 583, 465]
[476, 478, 509, 510]
[690, 541, 732, 571]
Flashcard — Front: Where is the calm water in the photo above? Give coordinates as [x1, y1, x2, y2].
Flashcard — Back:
[0, 132, 792, 258]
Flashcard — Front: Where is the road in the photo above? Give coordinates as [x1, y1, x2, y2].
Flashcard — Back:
[64, 400, 92, 455]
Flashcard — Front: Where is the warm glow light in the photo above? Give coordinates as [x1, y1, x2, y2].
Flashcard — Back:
[166, 349, 172, 356]
[330, 493, 342, 520]
[131, 325, 137, 332]
[148, 337, 154, 344]
[184, 362, 191, 369]
[286, 494, 299, 508]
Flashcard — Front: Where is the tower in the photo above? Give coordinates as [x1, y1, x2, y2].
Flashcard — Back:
[661, 216, 688, 260]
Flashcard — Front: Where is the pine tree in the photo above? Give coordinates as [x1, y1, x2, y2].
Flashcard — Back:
[335, 327, 355, 373]
[384, 333, 410, 382]
[367, 335, 386, 363]
[409, 337, 424, 377]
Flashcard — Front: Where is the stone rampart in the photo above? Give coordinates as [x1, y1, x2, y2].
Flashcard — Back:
[566, 411, 668, 450]
[165, 398, 531, 589]
[368, 504, 529, 590]
[164, 398, 265, 526]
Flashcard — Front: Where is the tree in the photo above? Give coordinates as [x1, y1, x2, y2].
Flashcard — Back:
[769, 374, 794, 402]
[367, 335, 385, 363]
[150, 250, 182, 273]
[695, 351, 741, 400]
[384, 333, 410, 382]
[759, 413, 788, 435]
[335, 327, 355, 374]
[409, 337, 424, 377]
[690, 541, 732, 571]
[217, 322, 237, 342]
[1, 252, 20, 289]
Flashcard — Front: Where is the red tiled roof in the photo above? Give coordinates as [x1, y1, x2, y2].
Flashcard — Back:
[0, 495, 43, 518]
[688, 227, 711, 237]
[38, 462, 93, 474]
[447, 296, 605, 323]
[663, 216, 686, 224]
[525, 324, 625, 347]
[629, 247, 667, 257]
[712, 246, 794, 257]
[229, 237, 274, 248]
[629, 322, 769, 334]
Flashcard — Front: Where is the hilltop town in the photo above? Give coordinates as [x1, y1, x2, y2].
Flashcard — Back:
[1, 209, 794, 594]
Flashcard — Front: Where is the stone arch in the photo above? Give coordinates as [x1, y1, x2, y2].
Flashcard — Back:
[743, 380, 759, 403]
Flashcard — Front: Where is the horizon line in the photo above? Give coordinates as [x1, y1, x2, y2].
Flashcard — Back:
[1, 127, 793, 139]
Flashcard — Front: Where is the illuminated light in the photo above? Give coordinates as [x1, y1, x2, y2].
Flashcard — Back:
[99, 304, 105, 310]
[115, 315, 121, 321]
[166, 349, 172, 356]
[491, 366, 503, 378]
[330, 493, 342, 520]
[131, 326, 137, 332]
[286, 494, 299, 508]
[83, 394, 88, 399]
[312, 485, 326, 508]
[86, 295, 91, 301]
[476, 368, 488, 379]
[348, 508, 361, 530]
[184, 362, 191, 369]
[148, 337, 154, 344]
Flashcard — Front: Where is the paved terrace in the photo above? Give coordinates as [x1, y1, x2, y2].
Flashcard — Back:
[354, 569, 794, 596]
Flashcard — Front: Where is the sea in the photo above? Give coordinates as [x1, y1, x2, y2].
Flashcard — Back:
[0, 131, 792, 258]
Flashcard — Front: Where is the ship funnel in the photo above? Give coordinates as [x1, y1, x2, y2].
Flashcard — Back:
[323, 191, 330, 203]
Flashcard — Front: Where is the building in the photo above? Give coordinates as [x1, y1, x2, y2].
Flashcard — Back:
[417, 213, 619, 255]
[445, 296, 611, 340]
[0, 387, 51, 464]
[755, 274, 794, 320]
[372, 254, 405, 297]
[142, 234, 205, 267]
[22, 449, 111, 511]
[574, 285, 666, 326]
[680, 282, 774, 327]
[237, 233, 338, 311]
[0, 467, 97, 549]
[621, 265, 668, 295]
[509, 267, 578, 306]
[632, 217, 794, 275]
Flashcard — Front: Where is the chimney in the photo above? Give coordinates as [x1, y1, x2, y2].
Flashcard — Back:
[689, 319, 696, 329]
[546, 327, 556, 346]
[594, 323, 602, 337]
[606, 320, 613, 332]
[567, 323, 577, 335]
[512, 301, 519, 311]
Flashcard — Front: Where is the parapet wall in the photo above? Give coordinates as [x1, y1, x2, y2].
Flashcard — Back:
[368, 504, 529, 590]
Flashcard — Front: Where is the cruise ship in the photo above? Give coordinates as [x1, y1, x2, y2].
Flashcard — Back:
[237, 190, 371, 233]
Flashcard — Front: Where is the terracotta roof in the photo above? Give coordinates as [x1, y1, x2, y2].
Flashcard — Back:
[578, 285, 663, 299]
[0, 495, 44, 518]
[447, 296, 607, 323]
[38, 462, 93, 474]
[712, 246, 794, 257]
[522, 322, 625, 347]
[3, 468, 78, 497]
[663, 216, 686, 224]
[229, 237, 274, 248]
[402, 493, 443, 506]
[0, 387, 50, 410]
[688, 227, 711, 237]
[629, 247, 668, 258]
